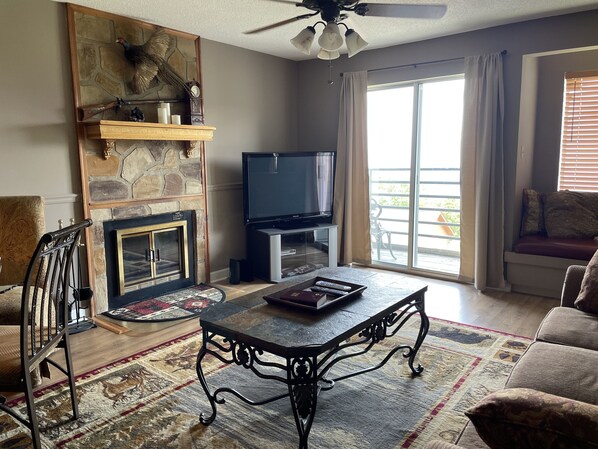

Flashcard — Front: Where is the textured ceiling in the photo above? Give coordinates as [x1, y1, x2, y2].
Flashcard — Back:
[54, 0, 598, 60]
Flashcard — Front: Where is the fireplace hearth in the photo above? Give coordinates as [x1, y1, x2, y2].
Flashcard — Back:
[104, 211, 196, 310]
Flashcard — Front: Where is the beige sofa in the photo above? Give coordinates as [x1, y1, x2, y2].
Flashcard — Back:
[426, 264, 598, 449]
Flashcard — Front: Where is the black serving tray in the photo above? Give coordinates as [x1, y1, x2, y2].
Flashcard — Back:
[263, 276, 366, 311]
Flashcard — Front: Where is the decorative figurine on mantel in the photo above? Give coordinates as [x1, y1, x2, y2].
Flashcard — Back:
[116, 28, 192, 96]
[129, 107, 145, 122]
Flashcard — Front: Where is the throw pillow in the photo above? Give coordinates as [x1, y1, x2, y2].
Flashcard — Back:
[543, 191, 598, 239]
[465, 388, 598, 449]
[519, 188, 545, 236]
[575, 249, 598, 313]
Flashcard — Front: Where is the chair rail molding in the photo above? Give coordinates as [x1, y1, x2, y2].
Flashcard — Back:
[44, 194, 79, 205]
[207, 182, 243, 193]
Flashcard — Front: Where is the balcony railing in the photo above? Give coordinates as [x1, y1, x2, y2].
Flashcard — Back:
[369, 167, 460, 274]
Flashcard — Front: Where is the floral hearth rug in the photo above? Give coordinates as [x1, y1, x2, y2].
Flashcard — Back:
[101, 284, 225, 322]
[0, 318, 531, 449]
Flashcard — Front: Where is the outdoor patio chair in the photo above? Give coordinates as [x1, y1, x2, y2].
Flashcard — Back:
[370, 199, 396, 260]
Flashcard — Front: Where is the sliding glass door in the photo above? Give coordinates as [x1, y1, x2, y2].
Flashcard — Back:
[368, 76, 464, 276]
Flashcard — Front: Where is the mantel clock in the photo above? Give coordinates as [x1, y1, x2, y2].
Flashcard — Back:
[186, 80, 204, 126]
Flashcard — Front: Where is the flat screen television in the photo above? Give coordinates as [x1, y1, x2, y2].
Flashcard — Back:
[242, 151, 336, 227]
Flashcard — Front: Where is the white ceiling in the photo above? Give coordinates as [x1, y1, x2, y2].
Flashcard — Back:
[54, 0, 598, 60]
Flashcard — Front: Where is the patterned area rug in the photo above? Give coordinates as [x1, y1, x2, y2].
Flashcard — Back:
[102, 284, 225, 322]
[0, 318, 531, 449]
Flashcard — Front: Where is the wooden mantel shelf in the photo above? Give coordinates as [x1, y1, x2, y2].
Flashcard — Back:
[85, 120, 216, 159]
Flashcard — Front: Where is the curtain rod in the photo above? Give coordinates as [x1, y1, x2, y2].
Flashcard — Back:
[340, 49, 507, 77]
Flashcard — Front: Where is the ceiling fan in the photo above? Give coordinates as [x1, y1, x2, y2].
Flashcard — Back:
[246, 0, 447, 59]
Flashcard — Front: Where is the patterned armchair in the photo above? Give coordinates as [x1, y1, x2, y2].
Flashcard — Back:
[0, 196, 45, 325]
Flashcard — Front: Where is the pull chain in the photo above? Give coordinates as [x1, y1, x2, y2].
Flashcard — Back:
[328, 60, 334, 85]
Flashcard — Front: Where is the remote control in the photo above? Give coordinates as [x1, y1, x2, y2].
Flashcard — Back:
[315, 280, 352, 292]
[310, 286, 346, 296]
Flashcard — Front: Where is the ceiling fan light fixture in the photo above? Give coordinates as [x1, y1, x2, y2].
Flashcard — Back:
[345, 29, 368, 57]
[318, 22, 343, 51]
[317, 48, 340, 60]
[290, 26, 316, 55]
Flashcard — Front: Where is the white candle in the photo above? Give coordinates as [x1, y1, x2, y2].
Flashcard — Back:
[159, 102, 171, 123]
[157, 107, 168, 124]
[171, 114, 181, 125]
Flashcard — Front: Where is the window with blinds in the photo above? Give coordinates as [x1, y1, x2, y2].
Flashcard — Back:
[559, 70, 598, 192]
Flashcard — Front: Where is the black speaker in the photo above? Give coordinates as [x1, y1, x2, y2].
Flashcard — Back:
[229, 259, 241, 284]
[239, 259, 253, 282]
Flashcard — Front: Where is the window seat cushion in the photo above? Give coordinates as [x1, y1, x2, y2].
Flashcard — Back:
[513, 235, 598, 261]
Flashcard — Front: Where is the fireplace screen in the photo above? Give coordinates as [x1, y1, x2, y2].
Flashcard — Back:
[116, 221, 189, 295]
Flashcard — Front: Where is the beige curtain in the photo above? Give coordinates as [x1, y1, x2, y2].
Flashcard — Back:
[460, 52, 505, 290]
[333, 71, 371, 265]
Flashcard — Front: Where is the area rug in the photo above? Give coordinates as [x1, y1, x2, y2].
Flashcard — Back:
[102, 284, 225, 322]
[0, 318, 531, 449]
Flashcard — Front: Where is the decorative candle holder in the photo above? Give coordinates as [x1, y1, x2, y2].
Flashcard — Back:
[157, 107, 168, 124]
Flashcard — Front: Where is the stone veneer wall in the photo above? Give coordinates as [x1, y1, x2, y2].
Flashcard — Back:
[73, 9, 196, 119]
[86, 138, 207, 313]
[67, 6, 208, 314]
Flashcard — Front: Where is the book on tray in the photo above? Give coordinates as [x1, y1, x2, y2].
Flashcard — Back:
[279, 289, 327, 307]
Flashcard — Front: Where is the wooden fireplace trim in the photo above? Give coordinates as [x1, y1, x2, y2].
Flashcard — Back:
[85, 120, 216, 159]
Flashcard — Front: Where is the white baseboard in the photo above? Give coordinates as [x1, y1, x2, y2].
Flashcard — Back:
[211, 267, 230, 283]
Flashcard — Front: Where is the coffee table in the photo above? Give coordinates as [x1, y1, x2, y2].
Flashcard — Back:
[195, 267, 429, 449]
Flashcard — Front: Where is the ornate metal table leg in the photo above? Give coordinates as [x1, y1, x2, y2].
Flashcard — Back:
[407, 307, 430, 375]
[287, 356, 318, 449]
[196, 329, 218, 424]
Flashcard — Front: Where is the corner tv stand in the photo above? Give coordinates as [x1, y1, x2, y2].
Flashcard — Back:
[247, 223, 338, 282]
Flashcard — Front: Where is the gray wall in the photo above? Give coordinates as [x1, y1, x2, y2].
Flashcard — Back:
[0, 0, 80, 229]
[295, 10, 598, 249]
[201, 40, 298, 276]
[533, 48, 598, 193]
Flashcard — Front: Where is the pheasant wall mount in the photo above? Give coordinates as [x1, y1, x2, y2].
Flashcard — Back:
[116, 28, 192, 96]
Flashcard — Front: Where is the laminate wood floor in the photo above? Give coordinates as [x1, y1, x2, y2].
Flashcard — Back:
[2, 267, 559, 398]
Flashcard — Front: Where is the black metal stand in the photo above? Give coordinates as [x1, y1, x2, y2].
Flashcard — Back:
[68, 236, 96, 334]
[196, 296, 429, 449]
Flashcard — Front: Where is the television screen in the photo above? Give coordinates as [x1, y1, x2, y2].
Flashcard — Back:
[243, 152, 336, 226]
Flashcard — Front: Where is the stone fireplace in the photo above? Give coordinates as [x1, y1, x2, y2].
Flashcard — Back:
[86, 138, 210, 314]
[65, 5, 214, 316]
[103, 210, 196, 310]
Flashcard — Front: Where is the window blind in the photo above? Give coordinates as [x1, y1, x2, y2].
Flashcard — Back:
[559, 70, 598, 192]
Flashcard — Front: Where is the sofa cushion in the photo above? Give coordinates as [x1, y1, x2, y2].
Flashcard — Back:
[513, 235, 598, 260]
[536, 306, 598, 351]
[543, 191, 598, 239]
[465, 388, 598, 449]
[575, 249, 598, 313]
[506, 341, 598, 404]
[520, 188, 545, 236]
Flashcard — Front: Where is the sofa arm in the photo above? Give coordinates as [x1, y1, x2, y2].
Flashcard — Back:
[561, 265, 587, 307]
[423, 442, 467, 449]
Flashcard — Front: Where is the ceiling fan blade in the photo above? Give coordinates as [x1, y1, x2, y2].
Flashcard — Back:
[244, 13, 316, 34]
[362, 3, 447, 19]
